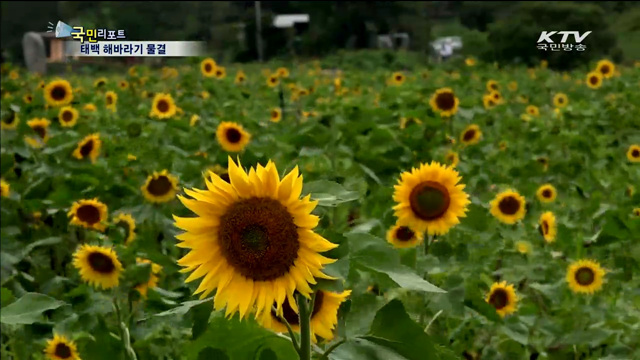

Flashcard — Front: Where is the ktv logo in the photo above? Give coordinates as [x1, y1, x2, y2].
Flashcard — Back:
[537, 31, 591, 52]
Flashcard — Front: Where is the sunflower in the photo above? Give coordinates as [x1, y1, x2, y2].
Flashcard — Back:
[200, 58, 217, 77]
[626, 144, 640, 163]
[270, 108, 282, 123]
[113, 213, 136, 245]
[586, 71, 603, 89]
[1, 179, 9, 198]
[486, 80, 500, 92]
[68, 198, 108, 231]
[214, 66, 226, 79]
[200, 91, 210, 99]
[498, 140, 507, 151]
[507, 81, 518, 92]
[633, 208, 640, 217]
[216, 121, 251, 152]
[538, 211, 557, 244]
[117, 80, 128, 91]
[536, 184, 557, 203]
[134, 258, 162, 298]
[26, 118, 51, 147]
[515, 241, 531, 254]
[526, 105, 539, 117]
[595, 60, 615, 79]
[148, 93, 177, 119]
[128, 66, 138, 77]
[44, 79, 73, 107]
[429, 88, 459, 117]
[537, 156, 549, 172]
[105, 91, 118, 111]
[485, 281, 518, 318]
[9, 70, 19, 80]
[83, 103, 96, 112]
[553, 93, 568, 108]
[400, 117, 422, 130]
[93, 77, 107, 88]
[390, 72, 405, 86]
[235, 70, 247, 84]
[58, 106, 79, 127]
[190, 114, 200, 127]
[23, 93, 33, 104]
[465, 58, 476, 66]
[44, 334, 81, 360]
[267, 74, 280, 88]
[444, 151, 459, 168]
[386, 223, 424, 249]
[38, 80, 46, 89]
[566, 259, 605, 294]
[259, 290, 351, 343]
[72, 133, 101, 163]
[276, 67, 290, 78]
[460, 124, 481, 145]
[392, 161, 470, 236]
[72, 244, 122, 289]
[483, 94, 497, 110]
[490, 190, 526, 224]
[175, 158, 338, 321]
[141, 170, 179, 203]
[1, 110, 18, 130]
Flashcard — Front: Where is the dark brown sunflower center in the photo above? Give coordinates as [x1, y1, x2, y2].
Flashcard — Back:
[61, 111, 73, 123]
[446, 154, 456, 163]
[575, 267, 595, 286]
[271, 110, 279, 119]
[537, 158, 548, 165]
[80, 140, 94, 157]
[490, 83, 498, 91]
[225, 128, 242, 143]
[146, 175, 173, 196]
[589, 76, 598, 85]
[600, 65, 610, 74]
[106, 95, 114, 105]
[51, 85, 66, 101]
[492, 93, 500, 101]
[395, 226, 415, 241]
[218, 197, 299, 281]
[435, 92, 455, 110]
[395, 75, 403, 81]
[26, 95, 32, 101]
[238, 75, 245, 81]
[270, 77, 277, 84]
[498, 196, 520, 215]
[528, 108, 536, 114]
[120, 82, 127, 88]
[77, 204, 101, 224]
[216, 70, 223, 76]
[541, 220, 549, 235]
[272, 291, 324, 325]
[3, 112, 15, 124]
[54, 342, 72, 359]
[542, 189, 552, 198]
[558, 97, 564, 104]
[156, 99, 169, 113]
[88, 251, 115, 274]
[409, 181, 451, 220]
[204, 63, 213, 72]
[96, 80, 105, 87]
[33, 125, 46, 139]
[463, 129, 476, 142]
[488, 289, 508, 310]
[632, 149, 639, 158]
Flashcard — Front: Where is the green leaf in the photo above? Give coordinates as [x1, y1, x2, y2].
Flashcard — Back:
[1, 287, 15, 307]
[302, 180, 360, 207]
[463, 282, 502, 322]
[151, 298, 212, 319]
[0, 292, 66, 325]
[186, 312, 297, 360]
[501, 319, 529, 345]
[330, 338, 408, 360]
[21, 237, 62, 259]
[358, 163, 382, 185]
[367, 299, 438, 360]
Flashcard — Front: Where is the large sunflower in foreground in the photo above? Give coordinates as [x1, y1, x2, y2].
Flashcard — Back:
[113, 213, 136, 245]
[141, 170, 179, 203]
[386, 223, 424, 249]
[627, 144, 640, 163]
[72, 133, 101, 163]
[44, 334, 81, 360]
[586, 71, 603, 89]
[429, 88, 459, 117]
[135, 258, 162, 298]
[595, 60, 615, 79]
[460, 124, 482, 145]
[200, 58, 217, 77]
[174, 158, 338, 321]
[259, 290, 351, 343]
[536, 184, 557, 203]
[68, 198, 108, 231]
[553, 93, 568, 108]
[490, 190, 526, 224]
[538, 211, 557, 244]
[150, 93, 177, 119]
[58, 106, 79, 128]
[393, 161, 470, 235]
[44, 79, 73, 107]
[566, 259, 605, 294]
[485, 281, 518, 318]
[72, 244, 122, 290]
[216, 121, 251, 152]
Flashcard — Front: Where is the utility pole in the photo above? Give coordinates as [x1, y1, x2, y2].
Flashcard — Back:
[255, 1, 264, 62]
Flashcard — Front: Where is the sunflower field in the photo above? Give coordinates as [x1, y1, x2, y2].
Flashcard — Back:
[1, 55, 639, 360]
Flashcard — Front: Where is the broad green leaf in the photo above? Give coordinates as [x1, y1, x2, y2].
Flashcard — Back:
[0, 292, 66, 325]
[151, 298, 212, 319]
[303, 180, 360, 207]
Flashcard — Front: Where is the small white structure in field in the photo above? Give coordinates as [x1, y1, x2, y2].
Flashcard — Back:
[273, 14, 309, 28]
[431, 36, 463, 57]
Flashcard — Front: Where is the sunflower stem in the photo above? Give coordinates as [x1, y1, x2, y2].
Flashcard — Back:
[279, 312, 300, 353]
[297, 293, 312, 360]
[320, 339, 345, 360]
